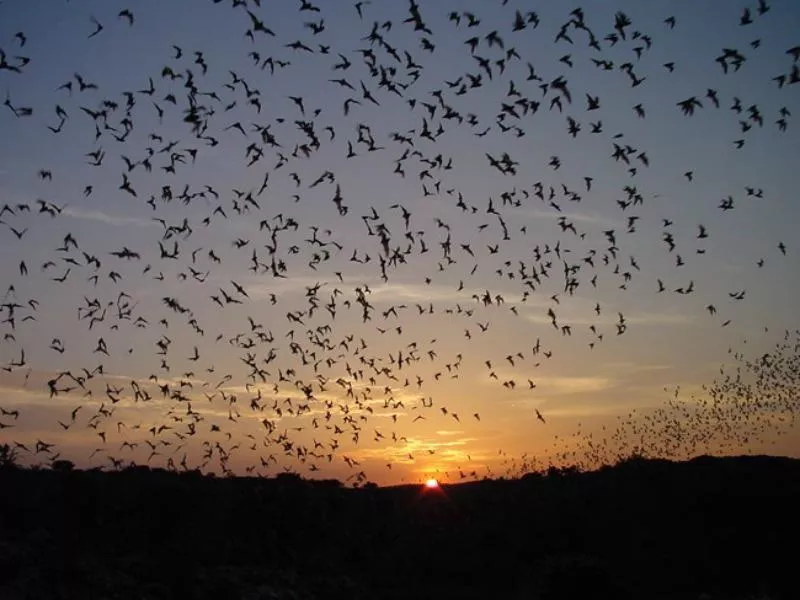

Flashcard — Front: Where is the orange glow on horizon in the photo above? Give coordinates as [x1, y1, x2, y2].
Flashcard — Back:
[425, 478, 439, 489]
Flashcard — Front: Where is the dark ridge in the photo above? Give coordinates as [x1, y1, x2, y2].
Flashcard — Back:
[1, 454, 798, 599]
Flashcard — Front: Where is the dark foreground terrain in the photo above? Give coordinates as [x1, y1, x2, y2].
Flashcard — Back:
[1, 455, 799, 600]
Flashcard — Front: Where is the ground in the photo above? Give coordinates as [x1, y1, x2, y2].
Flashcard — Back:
[0, 455, 796, 599]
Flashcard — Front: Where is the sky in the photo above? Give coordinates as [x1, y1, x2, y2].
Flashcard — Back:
[0, 0, 799, 485]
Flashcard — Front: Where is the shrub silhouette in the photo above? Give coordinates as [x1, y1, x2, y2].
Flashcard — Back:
[52, 459, 75, 472]
[0, 444, 18, 470]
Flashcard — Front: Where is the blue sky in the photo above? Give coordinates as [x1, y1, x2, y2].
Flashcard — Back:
[0, 0, 799, 484]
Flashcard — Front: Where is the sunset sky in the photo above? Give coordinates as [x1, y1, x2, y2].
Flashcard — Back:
[1, 0, 798, 484]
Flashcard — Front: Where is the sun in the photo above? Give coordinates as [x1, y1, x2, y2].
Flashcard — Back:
[425, 478, 439, 489]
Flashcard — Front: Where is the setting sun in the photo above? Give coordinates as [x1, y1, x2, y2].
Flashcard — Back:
[425, 479, 440, 489]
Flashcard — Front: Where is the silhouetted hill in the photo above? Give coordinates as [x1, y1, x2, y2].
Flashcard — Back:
[1, 455, 798, 599]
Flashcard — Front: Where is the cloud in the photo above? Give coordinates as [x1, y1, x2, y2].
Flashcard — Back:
[600, 361, 674, 373]
[508, 206, 621, 228]
[540, 402, 640, 419]
[368, 280, 536, 306]
[369, 282, 467, 303]
[625, 312, 694, 326]
[351, 434, 478, 463]
[62, 207, 156, 228]
[542, 376, 616, 394]
[244, 275, 336, 299]
[510, 376, 617, 397]
[523, 309, 694, 327]
[244, 276, 545, 312]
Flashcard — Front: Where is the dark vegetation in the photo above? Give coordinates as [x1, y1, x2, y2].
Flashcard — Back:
[1, 450, 798, 599]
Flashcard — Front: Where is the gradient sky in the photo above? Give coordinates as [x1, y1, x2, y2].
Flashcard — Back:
[1, 0, 798, 484]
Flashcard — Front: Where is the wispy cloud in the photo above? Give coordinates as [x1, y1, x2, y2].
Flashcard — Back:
[540, 401, 641, 419]
[508, 375, 617, 397]
[508, 206, 621, 228]
[369, 282, 468, 303]
[351, 434, 478, 464]
[542, 376, 617, 394]
[523, 309, 694, 327]
[243, 275, 335, 299]
[244, 276, 546, 311]
[625, 312, 694, 325]
[368, 280, 540, 306]
[62, 207, 156, 228]
[600, 361, 674, 374]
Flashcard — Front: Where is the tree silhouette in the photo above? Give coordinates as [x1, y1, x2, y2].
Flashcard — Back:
[0, 444, 19, 470]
